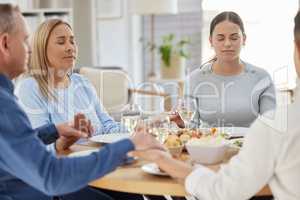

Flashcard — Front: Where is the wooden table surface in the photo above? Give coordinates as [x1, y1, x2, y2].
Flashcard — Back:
[63, 142, 272, 197]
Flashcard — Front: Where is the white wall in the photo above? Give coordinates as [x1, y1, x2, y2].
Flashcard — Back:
[95, 0, 202, 84]
[202, 0, 298, 87]
[96, 0, 143, 84]
[73, 0, 97, 67]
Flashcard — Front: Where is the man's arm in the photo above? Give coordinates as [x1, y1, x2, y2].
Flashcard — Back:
[35, 124, 58, 144]
[0, 104, 135, 196]
[36, 113, 91, 148]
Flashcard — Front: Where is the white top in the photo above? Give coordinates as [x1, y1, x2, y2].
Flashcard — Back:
[185, 79, 300, 200]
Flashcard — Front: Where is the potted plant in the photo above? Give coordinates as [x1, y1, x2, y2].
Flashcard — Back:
[143, 34, 190, 79]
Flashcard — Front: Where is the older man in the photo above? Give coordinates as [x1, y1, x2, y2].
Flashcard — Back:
[0, 4, 162, 200]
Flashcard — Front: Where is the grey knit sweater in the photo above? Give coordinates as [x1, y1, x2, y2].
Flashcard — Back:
[186, 61, 276, 128]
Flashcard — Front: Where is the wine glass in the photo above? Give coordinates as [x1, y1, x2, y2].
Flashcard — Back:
[121, 103, 141, 134]
[145, 114, 170, 144]
[175, 96, 197, 129]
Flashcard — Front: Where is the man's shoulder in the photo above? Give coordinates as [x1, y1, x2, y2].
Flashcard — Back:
[0, 88, 19, 112]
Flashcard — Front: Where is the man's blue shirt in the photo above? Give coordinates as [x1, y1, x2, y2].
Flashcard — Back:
[0, 74, 135, 200]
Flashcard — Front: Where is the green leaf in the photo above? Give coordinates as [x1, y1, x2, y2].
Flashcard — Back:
[141, 33, 191, 68]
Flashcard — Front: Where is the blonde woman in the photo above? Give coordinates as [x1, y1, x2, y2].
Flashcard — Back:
[16, 19, 121, 136]
[15, 18, 147, 200]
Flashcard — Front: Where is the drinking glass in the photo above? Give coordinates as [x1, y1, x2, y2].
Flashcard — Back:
[121, 103, 141, 134]
[175, 97, 197, 128]
[151, 114, 171, 143]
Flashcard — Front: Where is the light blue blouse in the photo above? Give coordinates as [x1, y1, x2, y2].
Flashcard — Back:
[15, 73, 121, 135]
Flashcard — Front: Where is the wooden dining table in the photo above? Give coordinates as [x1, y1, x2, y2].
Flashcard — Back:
[61, 141, 272, 197]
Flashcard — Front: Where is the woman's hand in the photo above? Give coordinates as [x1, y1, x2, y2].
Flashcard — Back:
[55, 113, 94, 139]
[169, 111, 185, 128]
[130, 149, 170, 162]
[73, 113, 94, 136]
[130, 124, 165, 151]
[55, 113, 94, 152]
[131, 148, 193, 180]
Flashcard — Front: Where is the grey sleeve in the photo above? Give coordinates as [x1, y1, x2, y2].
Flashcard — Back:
[259, 76, 277, 114]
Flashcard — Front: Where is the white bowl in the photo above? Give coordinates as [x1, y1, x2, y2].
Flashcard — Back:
[186, 140, 229, 165]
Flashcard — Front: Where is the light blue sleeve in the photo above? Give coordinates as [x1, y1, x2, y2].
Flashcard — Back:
[15, 78, 51, 128]
[80, 76, 122, 134]
[95, 100, 123, 134]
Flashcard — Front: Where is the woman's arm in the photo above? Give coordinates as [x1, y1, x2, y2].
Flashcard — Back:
[259, 75, 277, 114]
[133, 118, 282, 200]
[82, 76, 122, 134]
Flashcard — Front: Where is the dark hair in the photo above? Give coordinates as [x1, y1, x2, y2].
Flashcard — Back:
[294, 10, 300, 42]
[0, 4, 20, 34]
[209, 11, 245, 37]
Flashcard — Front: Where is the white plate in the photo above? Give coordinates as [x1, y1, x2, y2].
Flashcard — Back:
[89, 133, 131, 143]
[141, 163, 169, 176]
[68, 149, 99, 157]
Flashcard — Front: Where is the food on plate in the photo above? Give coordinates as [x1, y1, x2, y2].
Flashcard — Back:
[179, 133, 191, 144]
[163, 127, 235, 148]
[164, 135, 184, 157]
[177, 128, 202, 138]
[210, 127, 217, 135]
[164, 135, 182, 148]
[232, 139, 243, 148]
[187, 134, 227, 147]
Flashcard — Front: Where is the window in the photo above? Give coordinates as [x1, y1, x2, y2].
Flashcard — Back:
[202, 0, 298, 88]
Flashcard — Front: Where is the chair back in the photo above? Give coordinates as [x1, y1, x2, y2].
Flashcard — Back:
[79, 67, 131, 119]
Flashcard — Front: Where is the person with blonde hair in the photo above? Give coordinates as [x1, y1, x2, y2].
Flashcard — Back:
[0, 4, 163, 200]
[16, 18, 121, 150]
[14, 14, 150, 200]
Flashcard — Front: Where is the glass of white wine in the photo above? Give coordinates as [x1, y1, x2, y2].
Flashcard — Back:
[146, 114, 170, 144]
[122, 115, 140, 133]
[175, 97, 197, 128]
[121, 103, 141, 134]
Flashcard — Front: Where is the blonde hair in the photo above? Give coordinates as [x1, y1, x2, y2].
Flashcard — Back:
[29, 19, 72, 100]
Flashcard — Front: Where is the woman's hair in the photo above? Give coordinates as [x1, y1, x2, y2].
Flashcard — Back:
[29, 19, 72, 100]
[203, 11, 246, 66]
[210, 11, 245, 37]
[294, 10, 300, 46]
